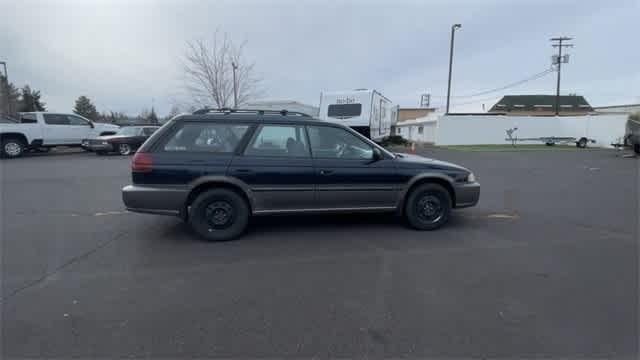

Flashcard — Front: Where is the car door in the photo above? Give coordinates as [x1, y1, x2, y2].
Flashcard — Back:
[65, 114, 94, 143]
[228, 124, 315, 213]
[307, 124, 400, 209]
[41, 114, 72, 144]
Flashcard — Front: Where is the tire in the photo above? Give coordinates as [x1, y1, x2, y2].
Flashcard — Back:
[545, 142, 555, 146]
[404, 183, 452, 230]
[577, 138, 588, 148]
[634, 143, 640, 155]
[1, 137, 26, 158]
[188, 189, 250, 241]
[118, 143, 132, 155]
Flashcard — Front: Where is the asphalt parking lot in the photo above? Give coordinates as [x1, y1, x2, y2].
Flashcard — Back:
[1, 147, 638, 358]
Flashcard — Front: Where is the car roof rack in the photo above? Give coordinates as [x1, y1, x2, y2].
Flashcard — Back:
[192, 107, 312, 117]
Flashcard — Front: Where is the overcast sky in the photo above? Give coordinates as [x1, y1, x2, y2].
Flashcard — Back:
[1, 0, 638, 115]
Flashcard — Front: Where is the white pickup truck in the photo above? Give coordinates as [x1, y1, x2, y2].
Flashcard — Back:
[0, 112, 120, 158]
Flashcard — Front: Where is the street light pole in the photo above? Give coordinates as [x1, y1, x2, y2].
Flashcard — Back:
[0, 61, 8, 115]
[445, 24, 461, 115]
[231, 62, 238, 109]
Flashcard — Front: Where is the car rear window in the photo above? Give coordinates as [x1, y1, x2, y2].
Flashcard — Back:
[162, 123, 249, 153]
[19, 114, 38, 123]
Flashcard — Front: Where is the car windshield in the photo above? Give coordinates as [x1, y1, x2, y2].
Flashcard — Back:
[117, 127, 141, 136]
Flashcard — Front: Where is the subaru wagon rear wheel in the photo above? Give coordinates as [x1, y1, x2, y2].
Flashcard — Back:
[189, 189, 249, 241]
[405, 183, 452, 230]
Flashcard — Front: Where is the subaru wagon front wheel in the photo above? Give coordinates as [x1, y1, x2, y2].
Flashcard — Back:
[188, 189, 249, 241]
[405, 183, 452, 230]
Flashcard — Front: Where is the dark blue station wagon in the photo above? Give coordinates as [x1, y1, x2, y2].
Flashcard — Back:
[122, 109, 480, 241]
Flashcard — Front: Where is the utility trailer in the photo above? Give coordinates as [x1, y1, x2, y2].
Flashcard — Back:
[505, 127, 595, 148]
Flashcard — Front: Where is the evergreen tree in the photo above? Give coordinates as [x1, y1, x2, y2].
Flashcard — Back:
[73, 95, 99, 120]
[19, 85, 46, 112]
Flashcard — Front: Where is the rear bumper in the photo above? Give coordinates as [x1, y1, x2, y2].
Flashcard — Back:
[122, 184, 188, 216]
[454, 182, 480, 208]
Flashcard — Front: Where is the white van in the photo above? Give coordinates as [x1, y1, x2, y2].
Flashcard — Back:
[318, 89, 394, 141]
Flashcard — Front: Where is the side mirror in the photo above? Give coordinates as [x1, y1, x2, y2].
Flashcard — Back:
[372, 147, 383, 161]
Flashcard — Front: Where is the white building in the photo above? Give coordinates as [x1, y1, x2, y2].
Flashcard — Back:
[593, 103, 640, 114]
[394, 112, 440, 144]
[435, 114, 628, 147]
[244, 100, 319, 117]
[394, 112, 629, 148]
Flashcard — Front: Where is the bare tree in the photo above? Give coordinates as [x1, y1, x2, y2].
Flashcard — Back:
[182, 31, 261, 109]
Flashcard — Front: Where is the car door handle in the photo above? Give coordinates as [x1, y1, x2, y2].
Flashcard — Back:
[233, 169, 253, 173]
[319, 170, 333, 175]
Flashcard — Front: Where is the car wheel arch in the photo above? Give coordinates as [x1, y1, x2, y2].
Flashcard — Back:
[1, 132, 28, 145]
[184, 179, 253, 219]
[398, 175, 456, 215]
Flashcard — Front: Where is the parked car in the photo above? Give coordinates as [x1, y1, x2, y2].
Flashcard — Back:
[0, 112, 120, 158]
[122, 109, 480, 241]
[83, 125, 160, 155]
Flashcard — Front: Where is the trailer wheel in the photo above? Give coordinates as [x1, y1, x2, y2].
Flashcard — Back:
[577, 137, 588, 148]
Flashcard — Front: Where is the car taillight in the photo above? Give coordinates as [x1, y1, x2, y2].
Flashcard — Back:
[132, 152, 153, 173]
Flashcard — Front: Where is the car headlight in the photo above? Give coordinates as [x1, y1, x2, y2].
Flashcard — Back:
[466, 172, 476, 182]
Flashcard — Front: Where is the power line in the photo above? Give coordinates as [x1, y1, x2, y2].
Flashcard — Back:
[439, 94, 506, 109]
[431, 68, 555, 99]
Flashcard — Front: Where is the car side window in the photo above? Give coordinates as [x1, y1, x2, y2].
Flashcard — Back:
[162, 123, 248, 153]
[43, 114, 70, 125]
[244, 125, 309, 158]
[67, 115, 91, 126]
[19, 114, 37, 123]
[307, 126, 374, 160]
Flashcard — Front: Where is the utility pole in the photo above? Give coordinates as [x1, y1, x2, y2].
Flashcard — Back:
[446, 24, 462, 114]
[231, 62, 238, 109]
[550, 37, 573, 115]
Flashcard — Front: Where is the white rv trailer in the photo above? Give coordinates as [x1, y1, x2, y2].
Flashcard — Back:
[318, 89, 394, 141]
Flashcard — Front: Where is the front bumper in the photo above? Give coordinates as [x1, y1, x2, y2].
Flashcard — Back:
[85, 141, 113, 152]
[454, 181, 480, 208]
[122, 184, 188, 216]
